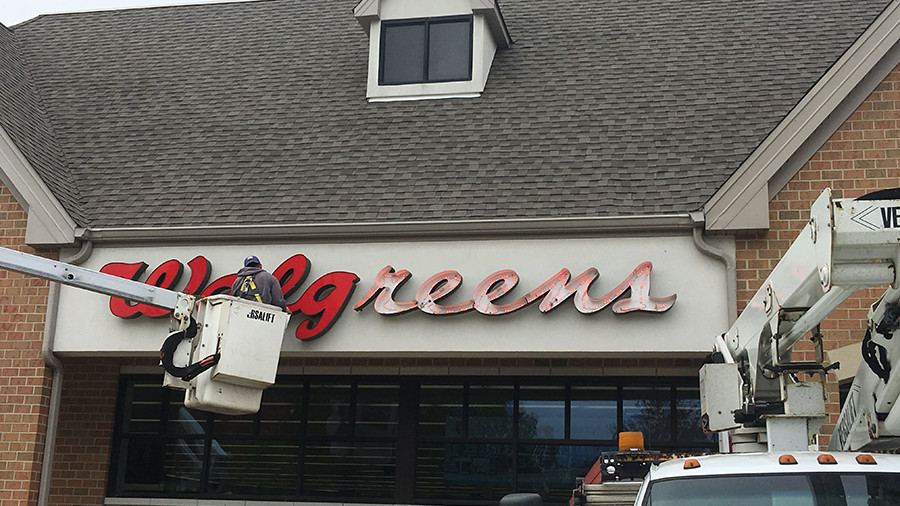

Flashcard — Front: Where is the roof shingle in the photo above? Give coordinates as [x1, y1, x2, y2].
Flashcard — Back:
[2, 0, 891, 228]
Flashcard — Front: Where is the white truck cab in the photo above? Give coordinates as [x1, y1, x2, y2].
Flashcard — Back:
[633, 451, 900, 506]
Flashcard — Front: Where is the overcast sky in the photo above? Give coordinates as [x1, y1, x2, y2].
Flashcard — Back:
[0, 0, 255, 26]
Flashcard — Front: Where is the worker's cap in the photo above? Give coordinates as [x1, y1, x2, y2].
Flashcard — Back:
[243, 255, 261, 267]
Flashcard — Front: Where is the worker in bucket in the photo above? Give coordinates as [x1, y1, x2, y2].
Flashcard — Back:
[230, 255, 288, 311]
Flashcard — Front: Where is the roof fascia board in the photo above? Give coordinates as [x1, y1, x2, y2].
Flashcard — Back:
[353, 0, 511, 48]
[704, 0, 900, 232]
[471, 0, 512, 48]
[82, 214, 695, 245]
[353, 0, 379, 34]
[0, 125, 77, 245]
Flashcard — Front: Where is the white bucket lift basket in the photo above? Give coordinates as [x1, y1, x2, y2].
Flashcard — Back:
[168, 295, 289, 415]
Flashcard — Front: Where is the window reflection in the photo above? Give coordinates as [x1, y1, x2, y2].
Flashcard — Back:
[519, 386, 565, 439]
[623, 386, 672, 443]
[676, 387, 715, 443]
[571, 386, 617, 440]
[469, 384, 513, 439]
[518, 445, 614, 502]
[355, 384, 399, 437]
[307, 383, 352, 437]
[416, 443, 512, 500]
[258, 383, 303, 436]
[419, 384, 464, 438]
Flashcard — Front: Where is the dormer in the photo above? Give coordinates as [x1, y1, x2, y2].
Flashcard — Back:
[354, 0, 512, 102]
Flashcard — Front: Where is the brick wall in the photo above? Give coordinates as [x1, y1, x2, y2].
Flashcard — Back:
[736, 64, 900, 449]
[50, 359, 119, 505]
[0, 183, 52, 506]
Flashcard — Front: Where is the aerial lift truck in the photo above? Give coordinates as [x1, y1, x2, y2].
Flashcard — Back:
[568, 188, 900, 505]
[0, 247, 290, 415]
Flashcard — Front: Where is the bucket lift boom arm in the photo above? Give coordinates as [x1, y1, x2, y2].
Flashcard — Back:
[0, 246, 196, 328]
[702, 188, 900, 452]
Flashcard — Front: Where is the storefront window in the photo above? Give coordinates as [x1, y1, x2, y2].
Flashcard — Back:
[418, 384, 464, 438]
[109, 376, 715, 504]
[306, 383, 352, 437]
[416, 442, 512, 501]
[519, 386, 565, 440]
[570, 385, 617, 440]
[623, 385, 672, 443]
[517, 444, 614, 500]
[676, 386, 715, 443]
[303, 441, 396, 498]
[469, 384, 514, 439]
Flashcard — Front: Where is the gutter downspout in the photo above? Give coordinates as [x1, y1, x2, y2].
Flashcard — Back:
[690, 211, 738, 325]
[38, 239, 93, 506]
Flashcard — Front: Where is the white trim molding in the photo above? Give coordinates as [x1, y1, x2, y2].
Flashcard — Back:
[355, 0, 511, 102]
[0, 124, 77, 245]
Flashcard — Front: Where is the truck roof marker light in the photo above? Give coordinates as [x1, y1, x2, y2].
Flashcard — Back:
[778, 455, 797, 465]
[817, 454, 837, 465]
[683, 459, 701, 469]
[856, 454, 877, 465]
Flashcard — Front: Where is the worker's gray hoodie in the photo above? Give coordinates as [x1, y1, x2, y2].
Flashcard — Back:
[230, 266, 287, 311]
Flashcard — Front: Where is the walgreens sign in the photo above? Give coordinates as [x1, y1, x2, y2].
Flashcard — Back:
[100, 255, 676, 341]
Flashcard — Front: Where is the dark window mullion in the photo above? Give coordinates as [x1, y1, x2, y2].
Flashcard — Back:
[670, 386, 678, 443]
[298, 379, 310, 495]
[422, 19, 431, 82]
[512, 383, 519, 492]
[565, 383, 571, 440]
[395, 379, 417, 502]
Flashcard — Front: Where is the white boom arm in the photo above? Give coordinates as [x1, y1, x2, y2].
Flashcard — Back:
[701, 188, 900, 452]
[0, 246, 195, 325]
[0, 246, 290, 415]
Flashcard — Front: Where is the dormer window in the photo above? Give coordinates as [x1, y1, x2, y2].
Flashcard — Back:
[380, 16, 473, 86]
[355, 0, 512, 102]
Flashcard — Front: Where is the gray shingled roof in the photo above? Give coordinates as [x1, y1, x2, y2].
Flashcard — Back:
[0, 24, 86, 224]
[1, 0, 890, 228]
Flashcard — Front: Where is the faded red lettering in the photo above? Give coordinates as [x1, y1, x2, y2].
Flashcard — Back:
[577, 261, 676, 313]
[416, 270, 474, 315]
[352, 266, 417, 314]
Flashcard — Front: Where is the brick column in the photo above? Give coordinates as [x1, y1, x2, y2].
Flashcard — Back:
[0, 184, 53, 505]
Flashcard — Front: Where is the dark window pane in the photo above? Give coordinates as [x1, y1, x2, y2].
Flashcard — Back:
[416, 443, 512, 500]
[213, 413, 255, 436]
[419, 384, 464, 438]
[206, 440, 298, 496]
[167, 405, 209, 439]
[469, 384, 513, 439]
[428, 20, 471, 81]
[623, 386, 672, 443]
[259, 383, 304, 436]
[355, 384, 399, 437]
[571, 386, 617, 440]
[519, 386, 565, 440]
[120, 437, 203, 494]
[518, 445, 614, 503]
[307, 383, 352, 437]
[303, 442, 396, 498]
[675, 386, 715, 443]
[381, 23, 425, 84]
[124, 380, 164, 434]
